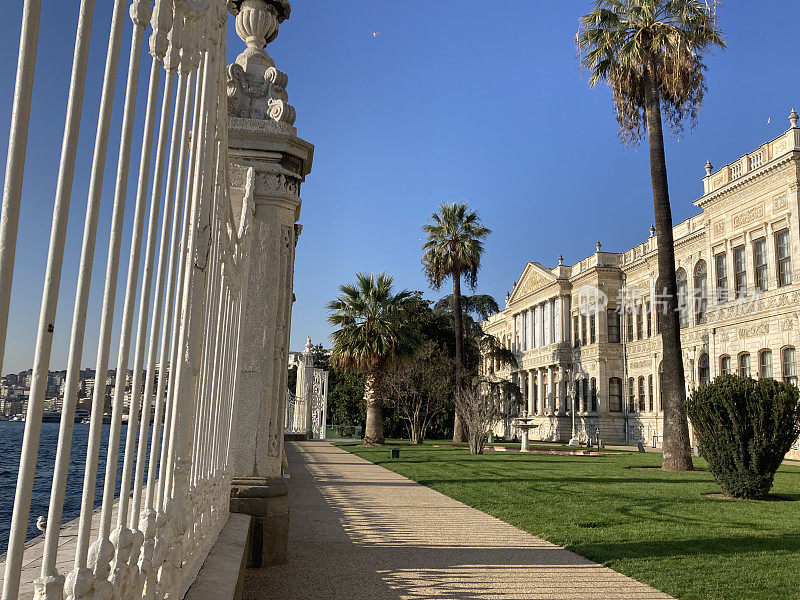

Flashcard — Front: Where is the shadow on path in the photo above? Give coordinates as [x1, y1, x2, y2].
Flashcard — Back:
[242, 442, 673, 600]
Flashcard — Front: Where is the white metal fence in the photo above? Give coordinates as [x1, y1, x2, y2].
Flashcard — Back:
[0, 1, 252, 598]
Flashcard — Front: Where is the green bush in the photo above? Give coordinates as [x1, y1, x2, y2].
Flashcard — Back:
[686, 375, 800, 499]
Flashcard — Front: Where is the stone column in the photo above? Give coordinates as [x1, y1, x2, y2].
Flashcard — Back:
[293, 335, 315, 434]
[513, 314, 518, 352]
[527, 369, 534, 415]
[527, 307, 534, 349]
[536, 369, 544, 415]
[226, 0, 314, 568]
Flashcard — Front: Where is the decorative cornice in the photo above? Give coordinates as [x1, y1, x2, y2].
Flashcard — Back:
[695, 152, 798, 209]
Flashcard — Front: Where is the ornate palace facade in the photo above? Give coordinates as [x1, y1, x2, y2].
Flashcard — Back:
[482, 111, 800, 460]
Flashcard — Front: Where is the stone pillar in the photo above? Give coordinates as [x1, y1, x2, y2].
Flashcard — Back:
[293, 335, 314, 434]
[527, 308, 534, 349]
[226, 0, 314, 569]
[538, 368, 545, 415]
[527, 369, 534, 415]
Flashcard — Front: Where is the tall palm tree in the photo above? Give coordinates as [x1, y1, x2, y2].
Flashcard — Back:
[577, 0, 724, 471]
[327, 272, 415, 445]
[422, 203, 491, 443]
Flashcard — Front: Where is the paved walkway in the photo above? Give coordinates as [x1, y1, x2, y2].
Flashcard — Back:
[243, 441, 673, 600]
[0, 506, 110, 598]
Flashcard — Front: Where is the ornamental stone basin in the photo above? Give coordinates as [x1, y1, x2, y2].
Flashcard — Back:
[512, 416, 539, 452]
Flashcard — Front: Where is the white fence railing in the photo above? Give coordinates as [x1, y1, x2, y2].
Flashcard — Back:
[0, 1, 254, 598]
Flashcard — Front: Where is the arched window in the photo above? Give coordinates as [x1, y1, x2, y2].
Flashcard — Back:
[676, 268, 689, 328]
[694, 261, 707, 324]
[698, 353, 710, 386]
[739, 353, 751, 378]
[590, 378, 597, 412]
[648, 374, 654, 411]
[783, 347, 797, 386]
[759, 350, 773, 379]
[720, 355, 731, 376]
[628, 377, 635, 412]
[638, 376, 646, 411]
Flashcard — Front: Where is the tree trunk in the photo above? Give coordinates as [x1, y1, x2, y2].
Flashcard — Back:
[643, 66, 694, 472]
[452, 270, 467, 443]
[363, 370, 384, 445]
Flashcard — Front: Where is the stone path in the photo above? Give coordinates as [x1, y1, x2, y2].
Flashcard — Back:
[243, 441, 673, 600]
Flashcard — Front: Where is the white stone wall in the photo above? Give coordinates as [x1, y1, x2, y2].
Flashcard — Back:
[485, 123, 800, 459]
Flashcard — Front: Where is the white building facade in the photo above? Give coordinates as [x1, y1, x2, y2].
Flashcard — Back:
[483, 112, 800, 460]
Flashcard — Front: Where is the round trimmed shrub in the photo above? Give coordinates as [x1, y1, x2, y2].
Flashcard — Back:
[686, 375, 800, 499]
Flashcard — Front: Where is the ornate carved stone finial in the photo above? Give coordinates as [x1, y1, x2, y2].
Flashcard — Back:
[596, 241, 602, 253]
[649, 224, 656, 238]
[558, 255, 564, 266]
[227, 0, 296, 126]
[304, 335, 313, 354]
[705, 159, 713, 176]
[790, 108, 799, 128]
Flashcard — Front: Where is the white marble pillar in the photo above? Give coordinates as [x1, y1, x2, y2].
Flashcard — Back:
[543, 302, 550, 346]
[553, 298, 560, 344]
[538, 304, 545, 347]
[513, 314, 519, 352]
[525, 308, 534, 350]
[536, 368, 547, 415]
[227, 0, 313, 568]
[527, 369, 535, 415]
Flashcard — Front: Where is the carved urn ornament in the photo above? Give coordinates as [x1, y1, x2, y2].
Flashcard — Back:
[227, 0, 296, 125]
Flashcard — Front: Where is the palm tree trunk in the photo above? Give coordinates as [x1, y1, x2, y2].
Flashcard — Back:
[643, 66, 693, 472]
[452, 270, 467, 443]
[363, 369, 385, 445]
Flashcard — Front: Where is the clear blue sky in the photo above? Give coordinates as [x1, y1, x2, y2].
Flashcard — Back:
[0, 1, 798, 373]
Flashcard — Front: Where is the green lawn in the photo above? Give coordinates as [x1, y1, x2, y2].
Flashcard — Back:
[337, 440, 800, 600]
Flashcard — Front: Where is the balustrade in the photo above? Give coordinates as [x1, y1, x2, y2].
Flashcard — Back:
[0, 1, 310, 598]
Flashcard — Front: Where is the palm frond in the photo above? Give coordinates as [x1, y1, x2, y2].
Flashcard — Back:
[577, 0, 724, 144]
[421, 202, 491, 290]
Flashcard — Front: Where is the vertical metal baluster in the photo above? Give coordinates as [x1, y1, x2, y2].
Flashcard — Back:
[100, 15, 177, 586]
[158, 32, 205, 513]
[0, 0, 42, 378]
[2, 3, 100, 599]
[132, 15, 197, 530]
[67, 2, 173, 595]
[112, 9, 187, 592]
[35, 1, 135, 598]
[166, 10, 225, 591]
[136, 68, 195, 600]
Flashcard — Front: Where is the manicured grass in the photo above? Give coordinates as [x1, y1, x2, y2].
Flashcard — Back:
[338, 440, 800, 600]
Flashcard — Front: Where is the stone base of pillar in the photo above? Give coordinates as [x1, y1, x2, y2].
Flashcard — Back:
[230, 477, 289, 568]
[520, 430, 530, 452]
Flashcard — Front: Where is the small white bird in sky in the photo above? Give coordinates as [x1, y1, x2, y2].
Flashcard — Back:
[370, 31, 380, 38]
[36, 515, 46, 532]
[766, 117, 771, 125]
